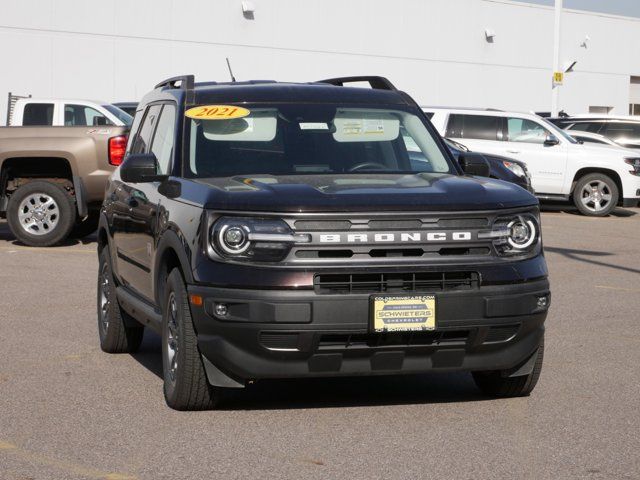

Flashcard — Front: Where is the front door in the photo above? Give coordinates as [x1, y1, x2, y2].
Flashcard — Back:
[113, 102, 181, 301]
[503, 117, 567, 195]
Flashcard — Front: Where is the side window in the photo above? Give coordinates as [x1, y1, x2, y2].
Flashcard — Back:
[64, 105, 113, 126]
[150, 105, 176, 175]
[445, 114, 463, 138]
[585, 122, 604, 134]
[463, 115, 501, 140]
[447, 114, 500, 141]
[22, 103, 54, 125]
[507, 118, 549, 144]
[603, 122, 640, 139]
[568, 123, 590, 132]
[125, 111, 144, 155]
[131, 105, 162, 154]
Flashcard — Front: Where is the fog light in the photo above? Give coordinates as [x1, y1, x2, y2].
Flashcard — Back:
[536, 295, 549, 310]
[214, 303, 229, 317]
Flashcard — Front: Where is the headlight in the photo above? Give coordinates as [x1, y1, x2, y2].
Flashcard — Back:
[210, 217, 311, 262]
[478, 212, 540, 257]
[624, 157, 640, 176]
[218, 225, 250, 254]
[502, 160, 526, 178]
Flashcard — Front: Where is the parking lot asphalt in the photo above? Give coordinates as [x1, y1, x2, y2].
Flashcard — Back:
[0, 206, 639, 480]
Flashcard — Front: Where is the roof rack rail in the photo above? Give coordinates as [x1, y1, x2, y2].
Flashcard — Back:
[317, 76, 397, 91]
[155, 75, 195, 90]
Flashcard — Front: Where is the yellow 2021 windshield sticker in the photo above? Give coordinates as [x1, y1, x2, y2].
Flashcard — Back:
[185, 105, 250, 120]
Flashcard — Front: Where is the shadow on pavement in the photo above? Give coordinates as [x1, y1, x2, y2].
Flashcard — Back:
[540, 203, 637, 218]
[545, 246, 640, 275]
[131, 330, 488, 410]
[0, 221, 97, 246]
[131, 330, 163, 379]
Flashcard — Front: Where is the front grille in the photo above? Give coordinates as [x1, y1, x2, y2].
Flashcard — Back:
[295, 247, 491, 259]
[281, 210, 507, 265]
[317, 330, 470, 350]
[314, 271, 480, 294]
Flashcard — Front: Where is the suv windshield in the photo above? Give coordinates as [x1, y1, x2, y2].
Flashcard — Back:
[187, 105, 454, 177]
[538, 117, 578, 144]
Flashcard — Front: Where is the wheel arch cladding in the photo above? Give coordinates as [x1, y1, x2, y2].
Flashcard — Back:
[97, 226, 109, 251]
[572, 168, 622, 200]
[155, 231, 194, 307]
[96, 213, 110, 251]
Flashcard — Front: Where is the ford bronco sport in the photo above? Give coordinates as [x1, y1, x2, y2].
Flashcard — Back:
[96, 75, 550, 410]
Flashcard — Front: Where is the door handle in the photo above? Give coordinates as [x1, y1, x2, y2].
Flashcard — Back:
[506, 150, 521, 154]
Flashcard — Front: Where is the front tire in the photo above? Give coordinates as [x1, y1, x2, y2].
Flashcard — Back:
[7, 181, 76, 247]
[162, 268, 224, 410]
[97, 248, 144, 353]
[472, 337, 544, 398]
[573, 173, 619, 216]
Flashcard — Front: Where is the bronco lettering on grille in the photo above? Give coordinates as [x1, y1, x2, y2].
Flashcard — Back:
[317, 232, 473, 243]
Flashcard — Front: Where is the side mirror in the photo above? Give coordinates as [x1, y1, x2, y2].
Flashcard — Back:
[120, 153, 167, 183]
[459, 152, 491, 177]
[544, 134, 560, 146]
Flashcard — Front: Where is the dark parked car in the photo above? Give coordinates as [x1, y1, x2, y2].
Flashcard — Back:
[112, 102, 138, 117]
[97, 75, 549, 410]
[442, 138, 533, 192]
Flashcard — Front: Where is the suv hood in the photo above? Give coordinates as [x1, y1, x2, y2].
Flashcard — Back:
[192, 173, 536, 212]
[572, 142, 636, 157]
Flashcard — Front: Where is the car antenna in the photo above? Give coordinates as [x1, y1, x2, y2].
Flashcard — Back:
[226, 57, 236, 82]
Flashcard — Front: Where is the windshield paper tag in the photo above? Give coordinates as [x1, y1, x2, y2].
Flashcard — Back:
[299, 122, 329, 130]
[185, 105, 250, 120]
[342, 119, 385, 135]
[363, 119, 385, 134]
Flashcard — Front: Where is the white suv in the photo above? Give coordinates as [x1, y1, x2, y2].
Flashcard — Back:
[424, 108, 640, 216]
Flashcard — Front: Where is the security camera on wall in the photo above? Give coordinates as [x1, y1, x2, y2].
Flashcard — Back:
[580, 35, 590, 48]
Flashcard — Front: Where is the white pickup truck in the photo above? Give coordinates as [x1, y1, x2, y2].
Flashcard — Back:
[8, 97, 132, 127]
[425, 107, 640, 216]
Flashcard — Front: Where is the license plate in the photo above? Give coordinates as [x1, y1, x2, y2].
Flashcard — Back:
[371, 295, 436, 332]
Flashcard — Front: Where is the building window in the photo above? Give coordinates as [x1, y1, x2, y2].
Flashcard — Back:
[588, 106, 613, 114]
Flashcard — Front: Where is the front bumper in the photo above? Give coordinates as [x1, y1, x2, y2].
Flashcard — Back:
[188, 277, 550, 386]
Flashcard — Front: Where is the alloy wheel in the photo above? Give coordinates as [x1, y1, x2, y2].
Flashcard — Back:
[17, 193, 60, 235]
[99, 263, 110, 335]
[166, 293, 179, 382]
[580, 180, 612, 213]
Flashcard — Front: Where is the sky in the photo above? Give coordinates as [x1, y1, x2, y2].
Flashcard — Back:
[512, 0, 640, 18]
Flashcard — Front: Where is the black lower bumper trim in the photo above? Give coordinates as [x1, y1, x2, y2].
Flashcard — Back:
[188, 278, 549, 383]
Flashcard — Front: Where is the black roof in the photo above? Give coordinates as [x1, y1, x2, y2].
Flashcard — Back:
[140, 75, 411, 108]
[193, 82, 407, 105]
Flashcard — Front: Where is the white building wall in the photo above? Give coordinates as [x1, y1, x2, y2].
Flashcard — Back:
[1, 0, 640, 123]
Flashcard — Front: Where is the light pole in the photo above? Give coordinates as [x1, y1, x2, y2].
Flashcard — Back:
[551, 0, 563, 116]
